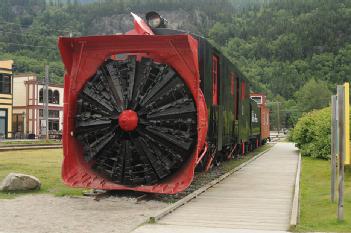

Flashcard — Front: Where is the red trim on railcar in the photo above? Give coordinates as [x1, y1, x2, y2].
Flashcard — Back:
[241, 80, 246, 100]
[235, 76, 239, 120]
[212, 55, 219, 105]
[230, 72, 235, 96]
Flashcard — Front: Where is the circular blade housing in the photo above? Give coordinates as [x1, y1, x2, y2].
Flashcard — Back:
[74, 57, 198, 186]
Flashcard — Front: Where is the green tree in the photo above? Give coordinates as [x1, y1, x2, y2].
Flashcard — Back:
[294, 79, 331, 112]
[208, 22, 232, 45]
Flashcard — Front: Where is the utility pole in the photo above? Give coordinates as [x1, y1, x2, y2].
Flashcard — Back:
[267, 101, 281, 134]
[44, 65, 49, 141]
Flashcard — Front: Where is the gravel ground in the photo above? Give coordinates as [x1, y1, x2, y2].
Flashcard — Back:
[0, 194, 167, 233]
[0, 144, 271, 233]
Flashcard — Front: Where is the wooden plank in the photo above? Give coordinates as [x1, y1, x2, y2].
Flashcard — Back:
[331, 95, 337, 203]
[290, 152, 301, 227]
[148, 147, 272, 223]
[159, 220, 289, 230]
[134, 143, 299, 233]
[337, 85, 345, 220]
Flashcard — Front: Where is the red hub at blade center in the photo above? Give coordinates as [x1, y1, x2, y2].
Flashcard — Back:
[118, 110, 138, 132]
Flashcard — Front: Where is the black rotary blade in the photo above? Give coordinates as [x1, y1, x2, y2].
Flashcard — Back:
[75, 56, 198, 186]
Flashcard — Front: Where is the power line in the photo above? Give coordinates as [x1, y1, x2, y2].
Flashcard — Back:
[0, 21, 80, 34]
[0, 27, 65, 37]
[0, 41, 57, 50]
[0, 30, 60, 39]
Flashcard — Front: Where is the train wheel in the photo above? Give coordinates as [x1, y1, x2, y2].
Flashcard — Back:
[74, 56, 198, 186]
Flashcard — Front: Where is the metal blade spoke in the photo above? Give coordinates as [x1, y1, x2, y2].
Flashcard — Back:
[139, 66, 174, 107]
[147, 101, 196, 120]
[133, 137, 170, 180]
[78, 127, 116, 161]
[75, 57, 198, 186]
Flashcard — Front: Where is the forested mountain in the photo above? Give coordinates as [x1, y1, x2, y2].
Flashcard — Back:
[0, 0, 350, 126]
[207, 0, 351, 126]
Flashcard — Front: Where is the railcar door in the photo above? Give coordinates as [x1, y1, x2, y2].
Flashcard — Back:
[208, 53, 223, 151]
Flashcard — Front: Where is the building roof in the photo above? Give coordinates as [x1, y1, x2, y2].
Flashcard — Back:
[37, 82, 64, 88]
[14, 73, 64, 88]
[0, 60, 14, 74]
[13, 72, 37, 77]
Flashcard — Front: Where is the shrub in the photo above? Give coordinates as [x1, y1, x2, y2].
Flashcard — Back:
[292, 107, 331, 159]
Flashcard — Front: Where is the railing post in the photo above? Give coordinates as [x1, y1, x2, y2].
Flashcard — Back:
[331, 95, 337, 203]
[337, 85, 345, 221]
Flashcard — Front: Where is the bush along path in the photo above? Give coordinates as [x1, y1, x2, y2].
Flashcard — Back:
[292, 107, 331, 159]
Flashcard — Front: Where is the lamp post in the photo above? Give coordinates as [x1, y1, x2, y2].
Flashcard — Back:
[22, 111, 26, 139]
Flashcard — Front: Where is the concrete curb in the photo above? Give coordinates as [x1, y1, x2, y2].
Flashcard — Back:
[149, 146, 273, 223]
[290, 152, 301, 227]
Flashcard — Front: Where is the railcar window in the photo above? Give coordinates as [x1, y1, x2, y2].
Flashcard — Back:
[251, 96, 262, 104]
[230, 72, 235, 96]
[241, 80, 246, 100]
[212, 55, 219, 105]
[235, 77, 239, 120]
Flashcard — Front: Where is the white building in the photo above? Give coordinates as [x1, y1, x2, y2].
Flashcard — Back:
[12, 73, 64, 138]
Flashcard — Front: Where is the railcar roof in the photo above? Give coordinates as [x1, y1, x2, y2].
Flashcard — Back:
[152, 28, 250, 84]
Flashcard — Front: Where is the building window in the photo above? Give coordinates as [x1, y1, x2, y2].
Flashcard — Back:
[0, 74, 11, 94]
[12, 113, 24, 133]
[212, 55, 219, 105]
[49, 110, 59, 118]
[39, 88, 43, 103]
[39, 109, 59, 118]
[48, 119, 59, 131]
[0, 109, 7, 138]
[53, 90, 59, 104]
[40, 89, 59, 104]
[48, 89, 53, 103]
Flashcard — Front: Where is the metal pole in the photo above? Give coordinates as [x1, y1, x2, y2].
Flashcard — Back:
[331, 95, 337, 202]
[337, 85, 344, 221]
[277, 102, 280, 134]
[44, 65, 49, 141]
[344, 82, 350, 165]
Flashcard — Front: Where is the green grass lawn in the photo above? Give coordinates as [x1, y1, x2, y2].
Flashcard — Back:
[0, 140, 61, 146]
[0, 149, 84, 199]
[296, 157, 351, 232]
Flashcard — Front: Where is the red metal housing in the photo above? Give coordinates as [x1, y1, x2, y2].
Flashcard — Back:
[58, 34, 208, 194]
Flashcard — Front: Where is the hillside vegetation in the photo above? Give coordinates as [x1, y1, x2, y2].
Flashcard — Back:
[0, 0, 350, 125]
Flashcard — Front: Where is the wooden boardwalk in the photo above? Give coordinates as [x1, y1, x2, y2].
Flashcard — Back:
[133, 142, 299, 233]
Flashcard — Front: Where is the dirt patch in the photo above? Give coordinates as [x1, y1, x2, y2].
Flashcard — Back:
[0, 194, 168, 233]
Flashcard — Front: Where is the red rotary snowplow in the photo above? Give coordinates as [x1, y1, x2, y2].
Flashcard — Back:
[58, 13, 208, 194]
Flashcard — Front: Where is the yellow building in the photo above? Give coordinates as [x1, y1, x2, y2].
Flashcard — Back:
[0, 60, 14, 139]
